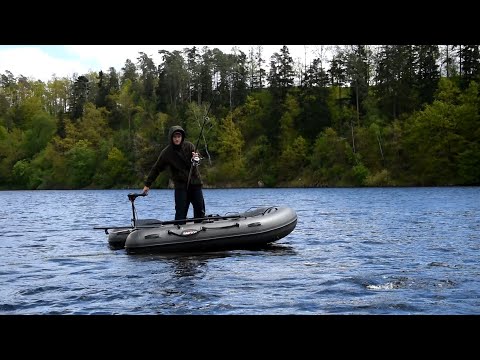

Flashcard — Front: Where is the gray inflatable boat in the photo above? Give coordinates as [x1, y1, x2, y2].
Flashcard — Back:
[95, 193, 297, 254]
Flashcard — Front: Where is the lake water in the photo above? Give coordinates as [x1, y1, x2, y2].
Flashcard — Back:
[1, 187, 479, 314]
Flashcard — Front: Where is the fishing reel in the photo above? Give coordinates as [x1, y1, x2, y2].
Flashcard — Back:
[191, 153, 202, 166]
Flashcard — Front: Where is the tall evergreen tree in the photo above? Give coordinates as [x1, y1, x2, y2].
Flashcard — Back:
[345, 45, 371, 122]
[374, 45, 418, 120]
[157, 50, 189, 110]
[460, 45, 480, 89]
[415, 45, 440, 106]
[303, 58, 329, 88]
[198, 47, 215, 104]
[137, 52, 158, 102]
[120, 59, 138, 86]
[95, 70, 108, 108]
[70, 75, 89, 120]
[184, 46, 201, 103]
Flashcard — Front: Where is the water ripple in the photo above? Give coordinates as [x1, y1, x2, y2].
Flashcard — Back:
[0, 187, 479, 314]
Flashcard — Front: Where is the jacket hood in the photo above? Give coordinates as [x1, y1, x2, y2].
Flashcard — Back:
[168, 125, 185, 145]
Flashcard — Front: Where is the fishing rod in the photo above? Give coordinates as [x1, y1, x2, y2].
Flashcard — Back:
[186, 89, 220, 190]
[93, 213, 243, 232]
[93, 191, 243, 232]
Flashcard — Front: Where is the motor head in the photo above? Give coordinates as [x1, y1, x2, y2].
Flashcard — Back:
[128, 192, 146, 202]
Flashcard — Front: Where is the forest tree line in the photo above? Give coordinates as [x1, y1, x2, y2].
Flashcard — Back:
[0, 45, 479, 190]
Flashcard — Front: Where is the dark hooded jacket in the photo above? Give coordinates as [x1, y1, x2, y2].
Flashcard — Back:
[144, 125, 202, 189]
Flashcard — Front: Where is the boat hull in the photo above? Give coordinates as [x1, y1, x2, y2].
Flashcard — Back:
[107, 219, 158, 249]
[108, 206, 297, 253]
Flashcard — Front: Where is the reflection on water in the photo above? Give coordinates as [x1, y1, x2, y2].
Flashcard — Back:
[129, 244, 297, 279]
[170, 257, 210, 278]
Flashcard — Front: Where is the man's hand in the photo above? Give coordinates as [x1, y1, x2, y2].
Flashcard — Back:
[142, 186, 150, 195]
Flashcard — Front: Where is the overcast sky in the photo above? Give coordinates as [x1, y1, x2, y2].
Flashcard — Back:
[0, 45, 323, 83]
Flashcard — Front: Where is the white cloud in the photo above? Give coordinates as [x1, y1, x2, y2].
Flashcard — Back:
[64, 45, 168, 71]
[0, 45, 317, 83]
[0, 47, 91, 82]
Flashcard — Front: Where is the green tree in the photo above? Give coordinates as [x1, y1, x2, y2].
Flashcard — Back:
[401, 78, 478, 185]
[374, 45, 419, 119]
[279, 91, 300, 149]
[0, 127, 26, 186]
[244, 134, 275, 186]
[65, 140, 97, 188]
[121, 59, 138, 86]
[76, 103, 112, 149]
[46, 77, 70, 116]
[29, 142, 68, 189]
[459, 45, 480, 89]
[215, 112, 246, 183]
[310, 127, 353, 186]
[247, 46, 267, 90]
[137, 52, 158, 103]
[278, 135, 308, 182]
[96, 146, 131, 188]
[267, 46, 295, 99]
[70, 75, 89, 120]
[12, 159, 31, 188]
[157, 50, 189, 111]
[23, 112, 56, 158]
[415, 45, 440, 106]
[344, 45, 371, 122]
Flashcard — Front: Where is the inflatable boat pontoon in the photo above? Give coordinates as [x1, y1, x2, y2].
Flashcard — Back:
[94, 193, 297, 254]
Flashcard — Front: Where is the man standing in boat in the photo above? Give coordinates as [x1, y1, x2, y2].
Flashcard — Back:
[142, 125, 205, 223]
